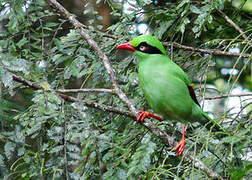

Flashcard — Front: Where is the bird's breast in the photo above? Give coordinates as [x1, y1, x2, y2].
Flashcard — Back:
[138, 60, 193, 121]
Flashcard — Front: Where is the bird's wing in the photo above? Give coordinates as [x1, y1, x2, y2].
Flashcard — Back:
[186, 85, 201, 107]
[170, 61, 201, 107]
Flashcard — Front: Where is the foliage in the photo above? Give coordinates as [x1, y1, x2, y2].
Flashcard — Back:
[0, 0, 251, 179]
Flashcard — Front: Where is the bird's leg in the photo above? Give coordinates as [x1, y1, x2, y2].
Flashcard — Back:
[173, 125, 186, 156]
[137, 110, 162, 122]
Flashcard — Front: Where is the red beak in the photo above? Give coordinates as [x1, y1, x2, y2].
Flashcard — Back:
[116, 42, 135, 52]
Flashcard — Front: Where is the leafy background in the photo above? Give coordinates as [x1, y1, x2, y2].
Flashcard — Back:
[0, 0, 251, 179]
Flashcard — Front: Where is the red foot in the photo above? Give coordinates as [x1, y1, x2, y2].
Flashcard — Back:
[137, 110, 162, 122]
[173, 125, 186, 156]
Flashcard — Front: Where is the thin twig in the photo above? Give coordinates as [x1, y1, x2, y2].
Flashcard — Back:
[57, 88, 252, 100]
[12, 73, 41, 90]
[45, 0, 224, 179]
[216, 9, 248, 40]
[163, 42, 250, 58]
[10, 73, 135, 118]
[101, 32, 250, 58]
[56, 88, 114, 94]
[91, 30, 250, 58]
[217, 9, 252, 48]
[204, 93, 252, 100]
[59, 93, 135, 118]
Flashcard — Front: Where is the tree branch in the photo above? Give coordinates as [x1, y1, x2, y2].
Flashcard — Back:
[45, 0, 224, 179]
[12, 73, 41, 90]
[103, 33, 250, 58]
[204, 93, 252, 100]
[163, 42, 250, 58]
[11, 70, 223, 179]
[217, 9, 252, 48]
[58, 93, 135, 118]
[10, 73, 135, 118]
[216, 9, 248, 40]
[57, 88, 252, 100]
[94, 30, 250, 58]
[56, 88, 114, 94]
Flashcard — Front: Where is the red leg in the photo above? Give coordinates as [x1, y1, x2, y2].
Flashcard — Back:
[136, 110, 162, 122]
[173, 125, 186, 156]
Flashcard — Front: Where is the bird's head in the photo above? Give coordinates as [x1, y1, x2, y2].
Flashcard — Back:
[116, 35, 166, 56]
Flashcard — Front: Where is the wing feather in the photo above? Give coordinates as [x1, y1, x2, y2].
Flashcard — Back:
[187, 85, 200, 107]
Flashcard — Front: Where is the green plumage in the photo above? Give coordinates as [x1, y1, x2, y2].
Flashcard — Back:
[116, 35, 231, 156]
[138, 53, 200, 122]
[130, 35, 166, 55]
[130, 35, 222, 130]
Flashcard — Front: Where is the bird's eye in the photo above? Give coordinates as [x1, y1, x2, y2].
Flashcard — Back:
[139, 45, 146, 52]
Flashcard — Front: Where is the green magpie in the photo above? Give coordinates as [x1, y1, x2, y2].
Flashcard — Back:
[116, 35, 225, 156]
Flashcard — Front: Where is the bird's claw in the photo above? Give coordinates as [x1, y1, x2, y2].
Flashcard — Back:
[137, 110, 162, 122]
[173, 138, 186, 156]
[173, 125, 186, 156]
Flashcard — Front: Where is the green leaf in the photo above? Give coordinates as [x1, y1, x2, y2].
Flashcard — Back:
[127, 134, 156, 177]
[1, 70, 13, 88]
[49, 145, 64, 153]
[116, 169, 127, 180]
[103, 169, 115, 179]
[190, 5, 202, 14]
[45, 22, 59, 27]
[18, 147, 25, 156]
[154, 20, 173, 39]
[2, 58, 29, 73]
[0, 154, 4, 165]
[177, 0, 190, 9]
[31, 52, 42, 58]
[230, 163, 252, 180]
[17, 37, 28, 48]
[4, 142, 15, 159]
[97, 25, 103, 30]
[179, 17, 190, 34]
[97, 16, 103, 21]
[83, 9, 91, 15]
[64, 56, 87, 79]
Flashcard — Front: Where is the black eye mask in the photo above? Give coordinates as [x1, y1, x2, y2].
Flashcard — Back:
[135, 42, 163, 54]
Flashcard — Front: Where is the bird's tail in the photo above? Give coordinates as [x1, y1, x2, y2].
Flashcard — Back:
[201, 109, 242, 166]
[201, 111, 229, 138]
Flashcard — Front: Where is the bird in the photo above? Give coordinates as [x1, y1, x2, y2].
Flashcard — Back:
[116, 35, 226, 156]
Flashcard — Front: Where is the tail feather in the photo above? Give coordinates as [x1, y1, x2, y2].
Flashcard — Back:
[192, 103, 229, 138]
[201, 110, 242, 165]
[201, 111, 229, 138]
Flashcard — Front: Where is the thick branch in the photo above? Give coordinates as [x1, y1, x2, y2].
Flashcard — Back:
[45, 0, 224, 179]
[45, 0, 136, 114]
[11, 70, 226, 177]
[47, 0, 178, 149]
[11, 70, 222, 179]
